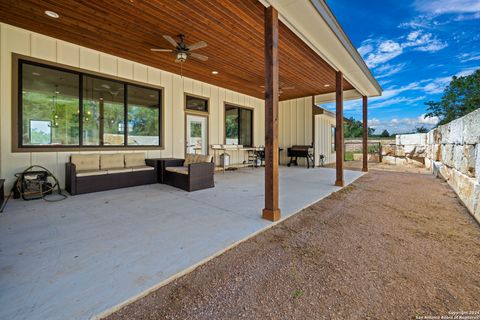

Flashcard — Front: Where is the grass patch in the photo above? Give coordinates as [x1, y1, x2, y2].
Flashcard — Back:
[291, 289, 304, 299]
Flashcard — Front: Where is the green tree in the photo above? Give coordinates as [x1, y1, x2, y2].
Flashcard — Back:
[425, 69, 480, 125]
[416, 126, 428, 133]
[343, 117, 375, 138]
[380, 129, 390, 137]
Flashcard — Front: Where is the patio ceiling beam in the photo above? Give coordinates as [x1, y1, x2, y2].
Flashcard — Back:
[363, 96, 368, 172]
[335, 71, 344, 187]
[262, 5, 281, 222]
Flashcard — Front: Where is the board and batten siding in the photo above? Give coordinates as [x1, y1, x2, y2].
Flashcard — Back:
[278, 96, 314, 166]
[314, 114, 336, 166]
[0, 23, 265, 190]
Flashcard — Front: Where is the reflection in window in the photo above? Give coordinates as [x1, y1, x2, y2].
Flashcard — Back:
[331, 126, 336, 152]
[225, 105, 253, 147]
[185, 95, 208, 113]
[21, 63, 79, 145]
[127, 85, 160, 145]
[83, 76, 125, 145]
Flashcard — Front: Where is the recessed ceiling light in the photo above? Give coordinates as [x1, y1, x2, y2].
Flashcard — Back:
[324, 84, 330, 87]
[212, 71, 219, 75]
[45, 10, 59, 18]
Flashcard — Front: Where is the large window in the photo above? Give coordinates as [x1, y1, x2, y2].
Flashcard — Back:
[17, 59, 162, 150]
[225, 104, 253, 147]
[127, 85, 160, 146]
[21, 63, 80, 146]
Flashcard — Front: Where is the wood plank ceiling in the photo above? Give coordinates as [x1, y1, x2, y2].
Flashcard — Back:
[0, 0, 354, 101]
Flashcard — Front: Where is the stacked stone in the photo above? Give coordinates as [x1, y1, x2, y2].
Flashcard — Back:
[426, 109, 479, 222]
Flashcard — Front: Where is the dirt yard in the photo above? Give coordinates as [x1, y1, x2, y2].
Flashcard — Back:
[107, 168, 480, 320]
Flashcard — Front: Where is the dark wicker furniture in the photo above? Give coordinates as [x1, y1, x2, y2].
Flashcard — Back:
[65, 154, 157, 195]
[163, 156, 215, 192]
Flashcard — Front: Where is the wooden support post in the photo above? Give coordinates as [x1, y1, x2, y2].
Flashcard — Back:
[335, 71, 344, 187]
[362, 96, 368, 172]
[262, 5, 281, 222]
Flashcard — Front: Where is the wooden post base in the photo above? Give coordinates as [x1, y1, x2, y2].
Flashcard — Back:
[362, 167, 368, 173]
[262, 208, 281, 222]
[335, 180, 344, 187]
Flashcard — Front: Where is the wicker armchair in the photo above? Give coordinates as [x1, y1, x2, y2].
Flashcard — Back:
[163, 154, 215, 191]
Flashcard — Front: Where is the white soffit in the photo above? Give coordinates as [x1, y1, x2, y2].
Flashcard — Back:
[259, 0, 382, 98]
[315, 89, 362, 104]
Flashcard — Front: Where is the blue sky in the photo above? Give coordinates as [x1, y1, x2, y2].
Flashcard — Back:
[322, 0, 480, 134]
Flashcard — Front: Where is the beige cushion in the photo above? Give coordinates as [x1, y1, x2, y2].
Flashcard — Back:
[100, 154, 125, 170]
[165, 166, 189, 175]
[107, 167, 133, 174]
[125, 153, 145, 168]
[184, 154, 197, 166]
[71, 154, 100, 171]
[197, 154, 213, 163]
[76, 170, 107, 177]
[131, 165, 154, 172]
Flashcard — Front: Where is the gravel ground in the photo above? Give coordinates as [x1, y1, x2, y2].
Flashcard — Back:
[106, 168, 480, 320]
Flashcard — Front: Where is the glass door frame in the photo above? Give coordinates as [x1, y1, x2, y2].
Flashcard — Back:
[185, 112, 209, 155]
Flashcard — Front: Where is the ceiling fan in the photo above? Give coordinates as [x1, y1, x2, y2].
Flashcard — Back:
[261, 82, 295, 95]
[151, 34, 208, 63]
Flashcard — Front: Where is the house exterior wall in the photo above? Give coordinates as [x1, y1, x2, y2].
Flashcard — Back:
[0, 23, 265, 191]
[278, 96, 313, 165]
[314, 114, 336, 166]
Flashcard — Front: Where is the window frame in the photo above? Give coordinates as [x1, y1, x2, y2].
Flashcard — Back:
[331, 125, 336, 153]
[223, 103, 254, 147]
[12, 54, 164, 152]
[184, 93, 209, 114]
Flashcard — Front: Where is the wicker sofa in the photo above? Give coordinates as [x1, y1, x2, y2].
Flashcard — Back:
[164, 154, 215, 192]
[65, 153, 156, 195]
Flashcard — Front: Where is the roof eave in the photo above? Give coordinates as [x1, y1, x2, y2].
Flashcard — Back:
[259, 0, 382, 98]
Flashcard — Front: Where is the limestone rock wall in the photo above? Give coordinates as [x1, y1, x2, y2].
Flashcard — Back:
[382, 109, 480, 222]
[426, 109, 479, 222]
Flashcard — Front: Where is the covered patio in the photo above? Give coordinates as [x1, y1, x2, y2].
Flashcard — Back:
[0, 167, 363, 320]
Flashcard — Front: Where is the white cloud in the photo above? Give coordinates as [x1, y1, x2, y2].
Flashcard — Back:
[358, 30, 447, 69]
[458, 53, 480, 62]
[367, 115, 439, 134]
[418, 114, 440, 125]
[374, 63, 406, 79]
[361, 40, 403, 68]
[370, 96, 426, 109]
[422, 66, 479, 93]
[403, 30, 448, 52]
[414, 0, 480, 14]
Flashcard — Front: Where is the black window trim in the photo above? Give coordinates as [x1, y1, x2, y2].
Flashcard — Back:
[224, 103, 254, 147]
[14, 55, 164, 152]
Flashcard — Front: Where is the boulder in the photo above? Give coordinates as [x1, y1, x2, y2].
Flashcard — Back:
[477, 144, 480, 184]
[440, 117, 464, 145]
[382, 145, 395, 156]
[395, 146, 405, 157]
[442, 144, 454, 168]
[463, 109, 480, 145]
[382, 156, 406, 165]
[396, 133, 427, 146]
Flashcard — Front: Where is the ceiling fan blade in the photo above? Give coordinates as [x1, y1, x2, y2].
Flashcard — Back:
[163, 35, 178, 48]
[187, 41, 207, 51]
[190, 52, 208, 61]
[150, 48, 173, 52]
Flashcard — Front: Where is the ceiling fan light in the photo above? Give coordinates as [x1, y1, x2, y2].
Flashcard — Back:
[176, 52, 188, 62]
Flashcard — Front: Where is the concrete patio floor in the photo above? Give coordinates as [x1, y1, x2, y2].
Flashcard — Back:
[0, 167, 363, 320]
